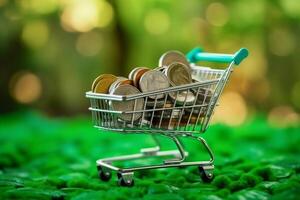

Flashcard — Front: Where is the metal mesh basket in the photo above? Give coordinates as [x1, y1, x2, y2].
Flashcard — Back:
[86, 66, 226, 134]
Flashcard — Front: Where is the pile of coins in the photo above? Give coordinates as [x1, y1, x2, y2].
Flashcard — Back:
[91, 50, 212, 128]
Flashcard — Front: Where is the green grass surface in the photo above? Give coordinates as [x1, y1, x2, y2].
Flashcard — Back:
[0, 112, 300, 200]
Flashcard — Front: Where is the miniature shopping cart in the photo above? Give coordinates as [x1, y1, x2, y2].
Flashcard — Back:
[86, 47, 248, 186]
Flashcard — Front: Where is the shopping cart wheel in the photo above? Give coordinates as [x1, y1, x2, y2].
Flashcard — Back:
[117, 172, 134, 187]
[97, 166, 112, 181]
[199, 166, 214, 183]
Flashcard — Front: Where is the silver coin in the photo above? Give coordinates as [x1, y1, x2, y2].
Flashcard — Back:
[146, 99, 165, 108]
[185, 107, 207, 116]
[110, 85, 144, 122]
[139, 70, 170, 99]
[159, 50, 190, 68]
[192, 88, 213, 103]
[166, 62, 192, 87]
[145, 109, 182, 120]
[165, 109, 182, 118]
[154, 66, 167, 72]
[108, 77, 127, 94]
[141, 119, 151, 126]
[169, 90, 196, 105]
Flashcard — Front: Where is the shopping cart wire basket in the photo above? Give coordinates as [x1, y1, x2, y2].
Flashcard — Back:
[86, 47, 248, 186]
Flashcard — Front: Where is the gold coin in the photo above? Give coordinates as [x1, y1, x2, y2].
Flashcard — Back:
[93, 74, 117, 94]
[133, 67, 150, 88]
[118, 79, 134, 86]
[91, 75, 103, 91]
[128, 67, 147, 80]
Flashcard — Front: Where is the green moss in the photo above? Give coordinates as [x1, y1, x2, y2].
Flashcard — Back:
[271, 186, 300, 200]
[250, 165, 294, 183]
[147, 184, 172, 194]
[0, 113, 300, 199]
[212, 175, 231, 188]
[227, 189, 270, 200]
[236, 162, 257, 172]
[271, 178, 300, 194]
[0, 176, 24, 188]
[67, 176, 108, 190]
[215, 188, 231, 198]
[255, 181, 279, 193]
[71, 191, 112, 200]
[240, 174, 262, 187]
[3, 187, 65, 200]
[143, 193, 184, 200]
[251, 166, 276, 181]
[269, 165, 294, 179]
[229, 180, 247, 192]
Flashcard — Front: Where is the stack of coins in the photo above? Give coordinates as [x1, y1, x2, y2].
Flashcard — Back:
[90, 50, 212, 128]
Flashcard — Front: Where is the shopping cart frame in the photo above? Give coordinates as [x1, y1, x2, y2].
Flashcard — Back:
[86, 47, 248, 186]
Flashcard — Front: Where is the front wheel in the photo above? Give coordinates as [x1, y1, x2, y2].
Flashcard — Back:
[97, 166, 112, 182]
[117, 173, 134, 187]
[199, 166, 214, 183]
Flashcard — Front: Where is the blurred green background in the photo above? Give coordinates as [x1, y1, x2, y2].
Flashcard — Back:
[0, 0, 299, 126]
[1, 0, 300, 199]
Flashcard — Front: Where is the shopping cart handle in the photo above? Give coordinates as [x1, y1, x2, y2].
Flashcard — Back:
[186, 47, 249, 65]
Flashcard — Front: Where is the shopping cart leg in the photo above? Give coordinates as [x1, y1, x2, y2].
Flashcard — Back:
[95, 135, 214, 185]
[190, 135, 215, 182]
[195, 136, 214, 163]
[140, 135, 186, 158]
[163, 135, 186, 164]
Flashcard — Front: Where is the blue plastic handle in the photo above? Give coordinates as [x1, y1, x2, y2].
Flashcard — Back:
[186, 47, 249, 65]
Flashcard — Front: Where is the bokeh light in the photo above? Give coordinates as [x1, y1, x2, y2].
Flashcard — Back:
[254, 78, 271, 102]
[76, 32, 102, 57]
[231, 0, 264, 27]
[212, 92, 248, 126]
[0, 0, 7, 7]
[183, 17, 209, 44]
[268, 28, 296, 56]
[144, 9, 170, 35]
[268, 106, 299, 127]
[239, 47, 268, 81]
[20, 0, 58, 14]
[21, 20, 49, 49]
[9, 71, 42, 104]
[60, 0, 113, 32]
[280, 0, 300, 18]
[205, 2, 229, 27]
[291, 81, 300, 109]
[0, 0, 299, 120]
